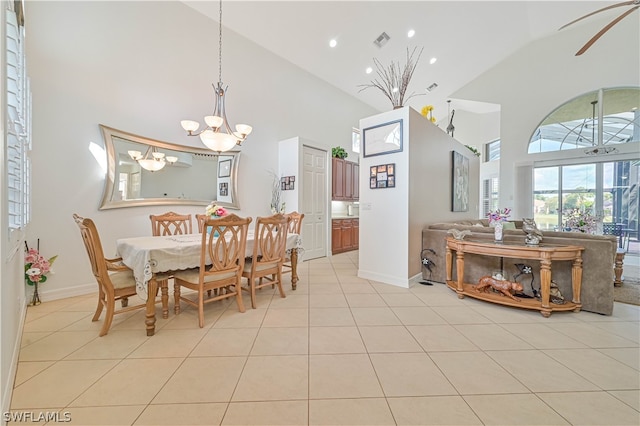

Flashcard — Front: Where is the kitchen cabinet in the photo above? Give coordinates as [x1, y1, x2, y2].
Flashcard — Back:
[332, 218, 359, 254]
[332, 158, 359, 201]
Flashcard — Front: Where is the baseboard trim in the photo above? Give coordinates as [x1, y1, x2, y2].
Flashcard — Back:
[28, 282, 96, 303]
[356, 270, 410, 288]
[2, 302, 27, 423]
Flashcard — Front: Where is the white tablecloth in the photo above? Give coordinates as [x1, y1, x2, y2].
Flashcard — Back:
[116, 232, 300, 298]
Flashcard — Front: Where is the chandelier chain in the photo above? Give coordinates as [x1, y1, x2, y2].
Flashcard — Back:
[218, 0, 223, 84]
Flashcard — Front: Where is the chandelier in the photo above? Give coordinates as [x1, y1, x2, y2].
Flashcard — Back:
[180, 0, 252, 153]
[128, 147, 178, 172]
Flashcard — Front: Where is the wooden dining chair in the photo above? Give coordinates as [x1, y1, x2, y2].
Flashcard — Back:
[242, 213, 290, 309]
[150, 211, 192, 236]
[282, 211, 304, 276]
[73, 213, 166, 336]
[195, 214, 209, 233]
[172, 214, 252, 327]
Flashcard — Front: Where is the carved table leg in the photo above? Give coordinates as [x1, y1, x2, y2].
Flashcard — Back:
[161, 280, 169, 319]
[145, 278, 158, 336]
[455, 251, 465, 299]
[571, 256, 583, 312]
[445, 247, 453, 282]
[539, 257, 552, 317]
[290, 248, 298, 290]
[614, 251, 625, 287]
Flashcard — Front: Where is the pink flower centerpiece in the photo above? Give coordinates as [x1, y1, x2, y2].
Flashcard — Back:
[205, 202, 228, 236]
[206, 202, 228, 218]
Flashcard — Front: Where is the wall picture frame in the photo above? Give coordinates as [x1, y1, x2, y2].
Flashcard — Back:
[369, 163, 396, 189]
[280, 175, 295, 190]
[362, 119, 403, 158]
[451, 150, 469, 212]
[218, 159, 231, 178]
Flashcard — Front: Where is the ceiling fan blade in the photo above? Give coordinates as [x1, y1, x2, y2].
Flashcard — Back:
[575, 5, 639, 55]
[559, 0, 634, 30]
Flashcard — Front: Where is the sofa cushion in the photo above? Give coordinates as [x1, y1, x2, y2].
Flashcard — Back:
[502, 221, 516, 230]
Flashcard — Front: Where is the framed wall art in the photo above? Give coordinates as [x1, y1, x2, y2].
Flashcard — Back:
[451, 151, 469, 212]
[218, 159, 231, 178]
[280, 175, 295, 190]
[219, 182, 228, 196]
[369, 163, 396, 189]
[362, 119, 403, 158]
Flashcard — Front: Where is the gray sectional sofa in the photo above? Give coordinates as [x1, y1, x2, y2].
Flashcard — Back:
[421, 220, 618, 315]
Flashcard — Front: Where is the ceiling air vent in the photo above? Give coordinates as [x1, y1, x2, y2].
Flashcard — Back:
[374, 32, 390, 48]
[426, 83, 438, 92]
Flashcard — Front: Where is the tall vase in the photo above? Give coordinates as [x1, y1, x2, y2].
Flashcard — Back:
[29, 282, 41, 306]
[493, 221, 504, 243]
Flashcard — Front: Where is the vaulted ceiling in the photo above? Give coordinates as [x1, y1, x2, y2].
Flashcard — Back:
[183, 1, 638, 115]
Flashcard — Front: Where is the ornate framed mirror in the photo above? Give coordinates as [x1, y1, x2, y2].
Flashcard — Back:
[99, 125, 240, 210]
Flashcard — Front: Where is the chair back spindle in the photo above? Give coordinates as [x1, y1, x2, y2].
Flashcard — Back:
[150, 212, 192, 236]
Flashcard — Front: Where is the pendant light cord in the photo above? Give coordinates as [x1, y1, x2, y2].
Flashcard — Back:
[218, 0, 223, 84]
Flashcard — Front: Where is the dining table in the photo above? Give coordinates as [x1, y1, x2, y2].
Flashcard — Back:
[116, 231, 301, 335]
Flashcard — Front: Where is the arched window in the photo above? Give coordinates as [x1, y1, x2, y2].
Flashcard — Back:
[528, 87, 639, 154]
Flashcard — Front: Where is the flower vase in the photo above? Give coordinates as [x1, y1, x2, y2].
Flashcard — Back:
[493, 221, 504, 243]
[29, 282, 41, 306]
[207, 215, 224, 237]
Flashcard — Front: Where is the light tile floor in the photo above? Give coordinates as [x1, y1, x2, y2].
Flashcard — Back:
[9, 251, 640, 425]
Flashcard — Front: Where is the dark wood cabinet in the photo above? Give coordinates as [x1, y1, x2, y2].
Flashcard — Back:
[352, 163, 359, 200]
[344, 160, 354, 199]
[332, 218, 359, 254]
[332, 158, 345, 200]
[331, 220, 342, 254]
[331, 158, 359, 201]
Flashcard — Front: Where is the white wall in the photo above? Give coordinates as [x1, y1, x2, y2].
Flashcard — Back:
[23, 1, 376, 301]
[358, 107, 480, 287]
[278, 137, 301, 213]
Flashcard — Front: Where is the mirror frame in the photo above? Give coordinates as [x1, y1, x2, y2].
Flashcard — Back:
[99, 125, 240, 210]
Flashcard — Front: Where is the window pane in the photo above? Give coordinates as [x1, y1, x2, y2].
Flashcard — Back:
[562, 164, 596, 191]
[533, 167, 559, 230]
[602, 88, 640, 145]
[485, 139, 500, 161]
[534, 193, 559, 231]
[534, 166, 558, 191]
[528, 87, 640, 153]
[352, 128, 360, 154]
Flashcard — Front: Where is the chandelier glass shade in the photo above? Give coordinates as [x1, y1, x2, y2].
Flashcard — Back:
[180, 0, 251, 153]
[128, 147, 177, 172]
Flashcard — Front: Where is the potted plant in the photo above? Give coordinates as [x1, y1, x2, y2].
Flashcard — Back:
[332, 146, 348, 159]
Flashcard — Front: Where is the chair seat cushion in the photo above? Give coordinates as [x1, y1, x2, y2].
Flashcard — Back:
[243, 259, 279, 273]
[173, 268, 237, 284]
[109, 270, 137, 290]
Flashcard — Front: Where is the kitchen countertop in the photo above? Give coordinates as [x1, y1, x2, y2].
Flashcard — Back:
[332, 215, 359, 219]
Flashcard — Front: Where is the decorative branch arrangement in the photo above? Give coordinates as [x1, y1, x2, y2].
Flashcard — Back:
[358, 47, 424, 109]
[269, 171, 285, 214]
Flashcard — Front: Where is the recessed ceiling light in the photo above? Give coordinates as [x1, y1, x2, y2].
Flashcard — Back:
[430, 57, 437, 65]
[365, 67, 373, 74]
[407, 29, 415, 38]
[392, 87, 399, 93]
[329, 39, 337, 48]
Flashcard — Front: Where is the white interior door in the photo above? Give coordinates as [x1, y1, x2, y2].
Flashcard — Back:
[302, 146, 327, 260]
